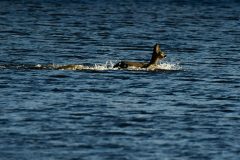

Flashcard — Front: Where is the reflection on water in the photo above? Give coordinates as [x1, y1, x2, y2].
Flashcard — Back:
[0, 0, 240, 160]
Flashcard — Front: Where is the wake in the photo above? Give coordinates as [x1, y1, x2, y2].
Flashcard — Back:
[0, 61, 182, 71]
[47, 60, 182, 71]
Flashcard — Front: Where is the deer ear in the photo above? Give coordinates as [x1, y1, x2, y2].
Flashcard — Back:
[154, 44, 160, 53]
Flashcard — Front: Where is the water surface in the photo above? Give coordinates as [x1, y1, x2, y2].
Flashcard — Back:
[0, 0, 240, 160]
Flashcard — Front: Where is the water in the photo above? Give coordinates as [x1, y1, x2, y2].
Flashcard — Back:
[0, 0, 240, 159]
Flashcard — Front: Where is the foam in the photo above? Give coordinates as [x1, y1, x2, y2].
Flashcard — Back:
[47, 61, 182, 71]
[0, 61, 182, 71]
[154, 62, 182, 71]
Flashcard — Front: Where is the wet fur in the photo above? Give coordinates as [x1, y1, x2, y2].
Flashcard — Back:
[114, 44, 166, 69]
[55, 44, 166, 70]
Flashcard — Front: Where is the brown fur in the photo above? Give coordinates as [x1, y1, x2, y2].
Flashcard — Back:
[56, 64, 79, 70]
[113, 43, 166, 69]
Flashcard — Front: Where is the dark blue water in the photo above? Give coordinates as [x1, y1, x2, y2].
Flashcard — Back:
[0, 0, 240, 159]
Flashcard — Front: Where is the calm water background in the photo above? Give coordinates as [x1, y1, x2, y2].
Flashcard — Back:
[0, 0, 240, 159]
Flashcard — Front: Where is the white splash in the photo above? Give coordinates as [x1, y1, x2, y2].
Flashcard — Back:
[51, 61, 117, 71]
[121, 62, 182, 71]
[40, 61, 182, 71]
[154, 62, 182, 71]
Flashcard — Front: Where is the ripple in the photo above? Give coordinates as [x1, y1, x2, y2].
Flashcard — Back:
[1, 1, 240, 160]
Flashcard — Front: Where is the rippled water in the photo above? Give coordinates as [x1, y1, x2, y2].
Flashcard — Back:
[0, 0, 240, 160]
